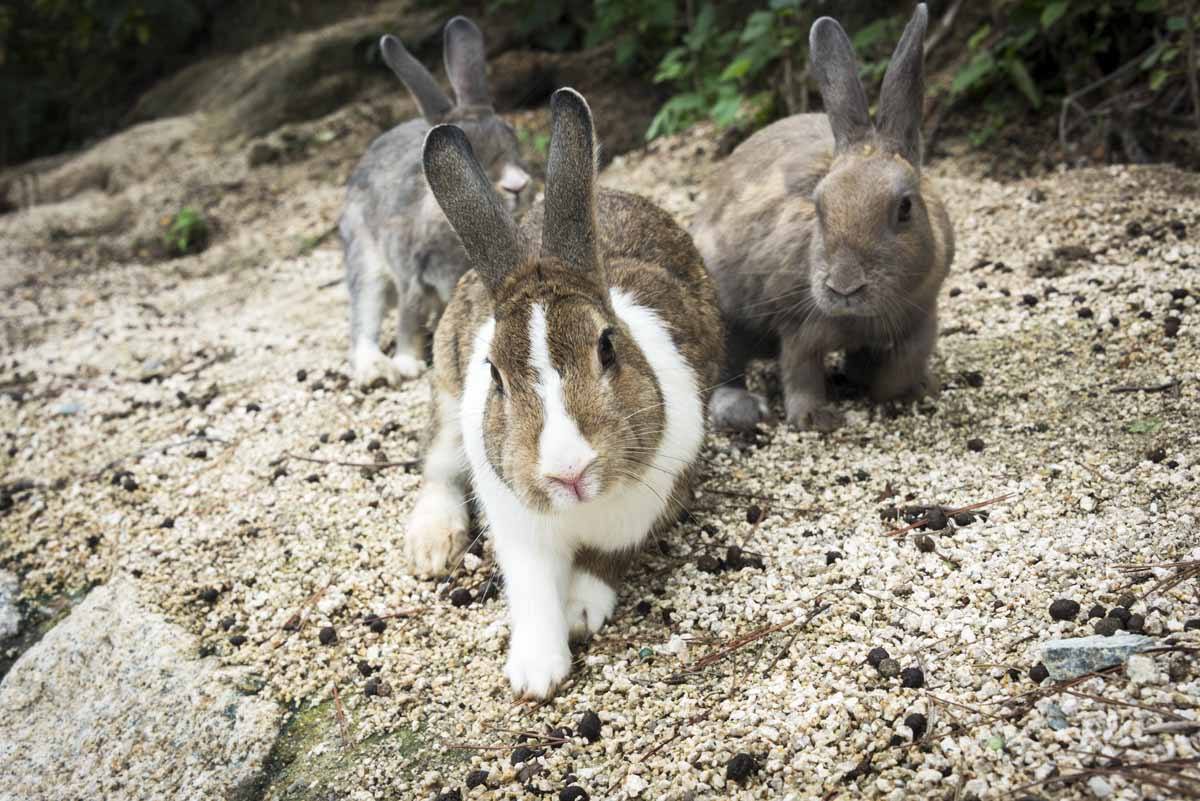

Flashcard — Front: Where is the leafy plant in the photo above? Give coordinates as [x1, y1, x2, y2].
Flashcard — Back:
[164, 206, 209, 257]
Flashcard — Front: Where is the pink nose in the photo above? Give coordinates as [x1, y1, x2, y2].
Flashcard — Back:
[546, 470, 587, 500]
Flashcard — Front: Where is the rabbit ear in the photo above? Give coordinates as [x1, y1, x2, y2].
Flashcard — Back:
[380, 35, 452, 122]
[444, 16, 491, 108]
[809, 17, 873, 152]
[540, 89, 602, 278]
[423, 125, 528, 292]
[876, 3, 928, 165]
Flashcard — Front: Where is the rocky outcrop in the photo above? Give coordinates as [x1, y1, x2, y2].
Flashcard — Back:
[0, 579, 281, 801]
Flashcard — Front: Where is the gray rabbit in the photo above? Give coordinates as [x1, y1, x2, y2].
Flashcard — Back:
[340, 16, 531, 386]
[692, 4, 954, 432]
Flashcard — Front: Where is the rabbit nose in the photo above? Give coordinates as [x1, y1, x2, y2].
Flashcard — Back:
[544, 458, 595, 500]
[499, 165, 529, 195]
[825, 278, 866, 297]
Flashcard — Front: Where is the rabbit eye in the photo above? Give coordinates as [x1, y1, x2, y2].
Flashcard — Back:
[488, 361, 504, 395]
[598, 328, 616, 370]
[897, 195, 913, 224]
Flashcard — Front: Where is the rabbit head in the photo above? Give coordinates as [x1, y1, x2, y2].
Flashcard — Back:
[381, 16, 530, 212]
[806, 4, 947, 319]
[424, 89, 669, 514]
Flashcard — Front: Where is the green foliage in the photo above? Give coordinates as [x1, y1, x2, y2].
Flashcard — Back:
[951, 0, 1197, 141]
[164, 206, 209, 257]
[0, 0, 207, 165]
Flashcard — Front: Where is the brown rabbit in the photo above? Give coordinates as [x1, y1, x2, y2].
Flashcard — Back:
[692, 3, 953, 432]
[403, 88, 723, 698]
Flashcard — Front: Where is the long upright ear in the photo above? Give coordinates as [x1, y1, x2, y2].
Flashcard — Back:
[876, 3, 928, 165]
[380, 35, 452, 123]
[423, 125, 528, 292]
[809, 17, 872, 152]
[444, 16, 491, 109]
[540, 88, 601, 278]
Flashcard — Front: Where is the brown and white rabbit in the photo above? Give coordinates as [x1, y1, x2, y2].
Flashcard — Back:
[405, 88, 723, 698]
[692, 4, 953, 432]
[340, 16, 531, 386]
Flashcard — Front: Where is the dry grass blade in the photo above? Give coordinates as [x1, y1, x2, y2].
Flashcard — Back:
[332, 684, 350, 748]
[271, 579, 333, 648]
[1114, 558, 1200, 599]
[1005, 756, 1200, 798]
[280, 451, 419, 471]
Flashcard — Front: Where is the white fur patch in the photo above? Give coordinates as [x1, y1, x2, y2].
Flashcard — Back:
[566, 571, 617, 638]
[404, 391, 468, 576]
[529, 304, 598, 505]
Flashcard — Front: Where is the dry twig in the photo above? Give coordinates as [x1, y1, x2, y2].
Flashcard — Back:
[884, 492, 1017, 538]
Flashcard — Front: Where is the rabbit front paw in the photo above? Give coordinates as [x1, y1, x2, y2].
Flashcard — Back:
[391, 352, 428, 380]
[351, 344, 404, 387]
[785, 397, 844, 432]
[505, 630, 572, 700]
[566, 571, 617, 640]
[405, 484, 469, 577]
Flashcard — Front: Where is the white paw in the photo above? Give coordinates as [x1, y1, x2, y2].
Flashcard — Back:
[566, 571, 617, 640]
[505, 629, 572, 700]
[709, 387, 769, 432]
[404, 484, 469, 577]
[392, 352, 427, 380]
[351, 344, 403, 387]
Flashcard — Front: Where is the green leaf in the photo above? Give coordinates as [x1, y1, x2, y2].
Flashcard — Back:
[853, 18, 891, 50]
[987, 735, 1005, 751]
[1041, 1, 1069, 29]
[1149, 68, 1169, 91]
[967, 24, 991, 51]
[1167, 15, 1188, 32]
[1127, 418, 1163, 434]
[952, 52, 995, 95]
[721, 55, 753, 81]
[1141, 45, 1164, 70]
[1135, 0, 1164, 10]
[1003, 57, 1041, 108]
[740, 10, 775, 44]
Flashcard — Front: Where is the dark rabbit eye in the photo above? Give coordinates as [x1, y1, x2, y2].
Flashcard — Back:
[598, 328, 616, 370]
[488, 361, 504, 395]
[897, 195, 913, 224]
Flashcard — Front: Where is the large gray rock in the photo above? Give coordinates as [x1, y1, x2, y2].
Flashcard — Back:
[0, 579, 281, 801]
[1040, 633, 1156, 681]
[0, 571, 18, 640]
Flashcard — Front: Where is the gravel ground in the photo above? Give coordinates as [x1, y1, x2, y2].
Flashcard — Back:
[1, 101, 1198, 801]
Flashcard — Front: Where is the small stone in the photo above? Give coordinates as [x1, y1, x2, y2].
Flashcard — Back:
[364, 678, 380, 697]
[634, 600, 652, 617]
[1108, 606, 1131, 625]
[296, 369, 307, 382]
[1021, 294, 1039, 307]
[449, 588, 473, 607]
[952, 512, 973, 527]
[1183, 618, 1200, 631]
[1125, 613, 1145, 633]
[318, 626, 337, 645]
[434, 790, 462, 801]
[1118, 592, 1137, 608]
[228, 635, 246, 647]
[1077, 307, 1094, 319]
[367, 439, 381, 452]
[160, 517, 175, 529]
[1027, 187, 1046, 203]
[465, 770, 489, 789]
[1164, 316, 1181, 337]
[745, 505, 762, 524]
[369, 619, 386, 634]
[825, 551, 842, 565]
[558, 787, 588, 801]
[725, 753, 758, 784]
[246, 402, 261, 412]
[199, 587, 219, 604]
[338, 430, 356, 443]
[577, 710, 602, 743]
[867, 647, 890, 668]
[966, 438, 985, 452]
[122, 476, 138, 492]
[900, 667, 925, 688]
[1087, 604, 1106, 620]
[1087, 775, 1113, 798]
[696, 554, 723, 574]
[1168, 654, 1192, 682]
[1145, 447, 1167, 464]
[904, 712, 927, 739]
[1041, 633, 1154, 680]
[914, 534, 935, 553]
[1126, 653, 1159, 684]
[1094, 617, 1121, 636]
[877, 658, 901, 678]
[1049, 598, 1080, 621]
[1125, 221, 1144, 237]
[1029, 663, 1049, 683]
[219, 616, 235, 630]
[357, 660, 374, 677]
[1170, 287, 1190, 300]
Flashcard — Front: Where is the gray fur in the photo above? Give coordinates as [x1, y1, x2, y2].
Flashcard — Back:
[540, 88, 603, 279]
[876, 4, 928, 165]
[340, 17, 531, 385]
[422, 125, 530, 293]
[692, 3, 953, 433]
